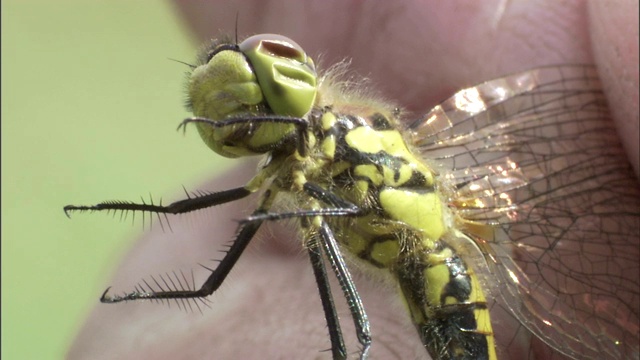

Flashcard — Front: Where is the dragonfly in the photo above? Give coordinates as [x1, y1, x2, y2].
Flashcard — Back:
[65, 34, 640, 359]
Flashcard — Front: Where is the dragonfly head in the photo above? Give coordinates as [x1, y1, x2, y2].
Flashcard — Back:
[240, 34, 317, 117]
[187, 34, 317, 158]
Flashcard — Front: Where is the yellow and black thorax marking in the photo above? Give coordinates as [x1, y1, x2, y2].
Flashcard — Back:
[286, 107, 498, 360]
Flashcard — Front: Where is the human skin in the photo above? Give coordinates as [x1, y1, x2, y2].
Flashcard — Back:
[67, 1, 638, 359]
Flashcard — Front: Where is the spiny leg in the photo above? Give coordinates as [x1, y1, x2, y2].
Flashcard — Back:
[64, 186, 252, 217]
[318, 221, 371, 360]
[238, 182, 371, 358]
[98, 187, 280, 303]
[242, 182, 364, 223]
[307, 232, 347, 360]
[64, 114, 312, 220]
[132, 269, 212, 313]
[64, 115, 312, 220]
[100, 212, 264, 303]
[302, 183, 358, 209]
[243, 208, 361, 223]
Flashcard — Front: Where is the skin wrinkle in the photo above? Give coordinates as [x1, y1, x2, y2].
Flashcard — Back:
[68, 1, 638, 359]
[588, 0, 639, 177]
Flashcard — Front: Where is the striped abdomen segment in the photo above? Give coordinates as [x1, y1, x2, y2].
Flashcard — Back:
[396, 243, 497, 360]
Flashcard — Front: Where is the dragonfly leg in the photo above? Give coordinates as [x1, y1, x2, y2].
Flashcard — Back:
[307, 233, 348, 360]
[100, 212, 263, 303]
[317, 221, 371, 360]
[63, 186, 252, 217]
[179, 115, 310, 156]
[99, 186, 278, 303]
[241, 182, 364, 223]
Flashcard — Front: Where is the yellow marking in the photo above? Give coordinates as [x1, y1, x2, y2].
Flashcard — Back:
[354, 164, 383, 186]
[321, 111, 336, 130]
[308, 132, 317, 149]
[345, 127, 411, 157]
[345, 127, 435, 186]
[370, 240, 400, 267]
[476, 308, 498, 360]
[343, 229, 367, 254]
[247, 123, 296, 149]
[292, 170, 307, 190]
[425, 246, 455, 263]
[474, 309, 493, 334]
[423, 248, 457, 311]
[321, 136, 336, 159]
[348, 127, 410, 160]
[421, 246, 497, 360]
[330, 161, 351, 177]
[467, 262, 497, 360]
[444, 296, 459, 305]
[380, 131, 411, 158]
[293, 150, 305, 161]
[379, 190, 445, 243]
[355, 180, 369, 200]
[245, 156, 286, 191]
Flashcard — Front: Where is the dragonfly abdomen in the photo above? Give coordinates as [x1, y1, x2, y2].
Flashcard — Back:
[396, 243, 497, 360]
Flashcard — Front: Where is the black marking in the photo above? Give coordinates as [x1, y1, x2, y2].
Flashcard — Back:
[319, 113, 433, 191]
[370, 112, 393, 130]
[441, 254, 473, 304]
[422, 306, 491, 360]
[405, 170, 429, 188]
[395, 242, 491, 360]
[195, 36, 239, 65]
[393, 166, 402, 183]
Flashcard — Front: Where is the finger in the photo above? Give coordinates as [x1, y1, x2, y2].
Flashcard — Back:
[588, 0, 639, 176]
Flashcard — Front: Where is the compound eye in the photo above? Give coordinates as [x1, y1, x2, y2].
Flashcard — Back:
[260, 37, 307, 63]
[240, 34, 317, 117]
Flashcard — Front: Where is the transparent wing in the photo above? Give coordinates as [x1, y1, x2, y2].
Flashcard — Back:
[408, 65, 640, 360]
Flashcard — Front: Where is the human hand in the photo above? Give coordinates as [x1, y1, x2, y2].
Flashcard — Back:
[68, 1, 638, 359]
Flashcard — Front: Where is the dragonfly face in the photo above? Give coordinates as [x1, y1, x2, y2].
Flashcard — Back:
[65, 34, 640, 360]
[187, 34, 316, 158]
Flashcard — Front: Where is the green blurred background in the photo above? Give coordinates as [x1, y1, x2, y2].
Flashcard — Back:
[2, 2, 230, 358]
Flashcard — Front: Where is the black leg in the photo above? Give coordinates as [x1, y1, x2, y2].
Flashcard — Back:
[178, 115, 310, 157]
[318, 221, 371, 360]
[307, 235, 347, 360]
[302, 182, 357, 209]
[241, 207, 362, 223]
[100, 211, 263, 303]
[240, 182, 364, 223]
[64, 186, 252, 217]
